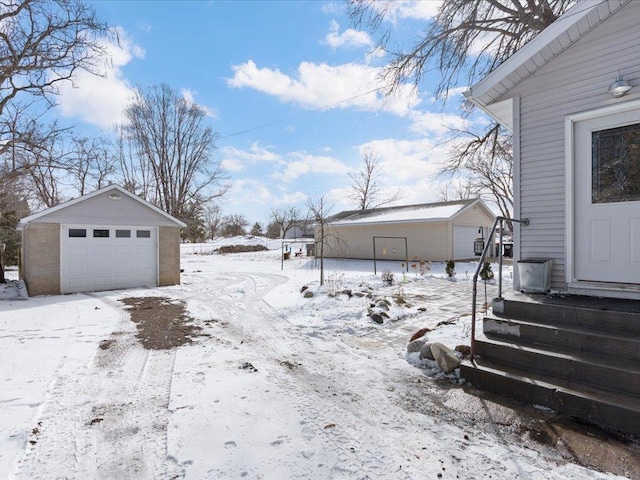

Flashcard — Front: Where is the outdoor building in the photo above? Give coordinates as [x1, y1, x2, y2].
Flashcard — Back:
[465, 0, 640, 300]
[317, 199, 496, 263]
[461, 0, 640, 436]
[18, 185, 186, 296]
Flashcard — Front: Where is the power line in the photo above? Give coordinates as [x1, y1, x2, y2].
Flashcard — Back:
[217, 85, 386, 140]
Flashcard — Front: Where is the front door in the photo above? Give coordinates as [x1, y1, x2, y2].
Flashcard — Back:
[574, 110, 640, 284]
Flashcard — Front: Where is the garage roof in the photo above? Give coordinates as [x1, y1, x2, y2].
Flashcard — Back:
[18, 185, 187, 229]
[326, 199, 492, 226]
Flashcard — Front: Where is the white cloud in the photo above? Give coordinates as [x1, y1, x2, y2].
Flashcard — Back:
[227, 179, 308, 214]
[227, 60, 420, 117]
[324, 20, 372, 49]
[56, 28, 144, 129]
[365, 46, 387, 64]
[272, 151, 350, 183]
[408, 111, 469, 136]
[372, 1, 441, 24]
[181, 88, 217, 118]
[221, 143, 281, 165]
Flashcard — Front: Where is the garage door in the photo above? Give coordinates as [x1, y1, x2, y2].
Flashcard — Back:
[453, 225, 483, 260]
[60, 225, 158, 293]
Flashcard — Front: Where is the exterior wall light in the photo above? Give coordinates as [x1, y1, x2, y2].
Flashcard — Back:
[608, 72, 632, 98]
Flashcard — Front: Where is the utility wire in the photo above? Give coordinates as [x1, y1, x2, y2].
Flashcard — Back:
[217, 85, 386, 140]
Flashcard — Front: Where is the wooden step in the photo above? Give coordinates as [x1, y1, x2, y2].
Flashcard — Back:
[482, 316, 640, 361]
[460, 358, 640, 436]
[494, 297, 640, 335]
[473, 334, 640, 397]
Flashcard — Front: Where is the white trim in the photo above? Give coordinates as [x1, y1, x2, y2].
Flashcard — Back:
[512, 96, 522, 290]
[565, 98, 640, 289]
[568, 281, 640, 300]
[466, 0, 628, 107]
[18, 185, 186, 229]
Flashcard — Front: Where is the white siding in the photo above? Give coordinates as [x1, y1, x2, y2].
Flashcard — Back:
[504, 2, 640, 289]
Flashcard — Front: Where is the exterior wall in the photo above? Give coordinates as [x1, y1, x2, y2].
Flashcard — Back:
[31, 190, 179, 227]
[158, 226, 181, 286]
[452, 203, 496, 227]
[321, 221, 452, 262]
[504, 2, 640, 290]
[21, 223, 61, 296]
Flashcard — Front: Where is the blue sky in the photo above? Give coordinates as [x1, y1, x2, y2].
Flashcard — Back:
[56, 0, 477, 225]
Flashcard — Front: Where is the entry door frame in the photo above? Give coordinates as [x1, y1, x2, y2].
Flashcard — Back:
[565, 98, 640, 297]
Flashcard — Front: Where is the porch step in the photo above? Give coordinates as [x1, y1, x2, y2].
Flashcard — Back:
[460, 296, 640, 436]
[473, 334, 640, 397]
[483, 316, 640, 362]
[494, 297, 640, 335]
[460, 358, 640, 436]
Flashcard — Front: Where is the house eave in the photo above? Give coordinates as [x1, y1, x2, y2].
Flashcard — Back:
[465, 0, 630, 119]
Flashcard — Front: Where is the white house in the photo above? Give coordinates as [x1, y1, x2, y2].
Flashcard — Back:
[18, 185, 186, 296]
[465, 0, 639, 300]
[461, 0, 640, 436]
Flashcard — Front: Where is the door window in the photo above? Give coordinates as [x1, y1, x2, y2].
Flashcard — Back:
[592, 123, 640, 203]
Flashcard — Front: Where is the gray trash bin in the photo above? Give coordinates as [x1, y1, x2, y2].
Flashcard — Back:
[517, 259, 553, 293]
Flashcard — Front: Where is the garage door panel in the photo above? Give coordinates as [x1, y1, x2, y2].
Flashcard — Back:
[61, 225, 157, 294]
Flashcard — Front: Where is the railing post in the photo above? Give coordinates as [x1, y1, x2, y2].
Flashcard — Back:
[470, 216, 528, 361]
[498, 218, 504, 299]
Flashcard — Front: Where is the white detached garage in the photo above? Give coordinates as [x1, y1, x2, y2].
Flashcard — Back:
[320, 199, 496, 262]
[18, 185, 186, 296]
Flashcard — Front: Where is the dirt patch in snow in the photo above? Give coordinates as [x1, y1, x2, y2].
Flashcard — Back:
[120, 296, 203, 350]
[215, 244, 269, 254]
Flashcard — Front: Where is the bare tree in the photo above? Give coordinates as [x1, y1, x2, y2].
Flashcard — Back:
[348, 150, 403, 210]
[203, 204, 224, 240]
[68, 136, 115, 196]
[0, 0, 110, 159]
[350, 0, 574, 217]
[221, 214, 249, 238]
[307, 197, 333, 286]
[121, 84, 230, 221]
[440, 125, 514, 221]
[270, 207, 301, 239]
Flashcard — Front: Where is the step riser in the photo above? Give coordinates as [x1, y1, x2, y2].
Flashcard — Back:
[484, 318, 640, 361]
[497, 301, 640, 334]
[460, 364, 640, 436]
[474, 340, 640, 397]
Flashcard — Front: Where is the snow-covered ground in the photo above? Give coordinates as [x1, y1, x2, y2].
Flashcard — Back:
[0, 238, 630, 479]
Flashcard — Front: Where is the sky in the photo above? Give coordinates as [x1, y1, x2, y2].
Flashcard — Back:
[55, 0, 480, 225]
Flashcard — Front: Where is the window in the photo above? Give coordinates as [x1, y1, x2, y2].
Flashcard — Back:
[592, 123, 640, 203]
[116, 229, 131, 238]
[93, 229, 110, 238]
[69, 229, 86, 238]
[136, 230, 151, 238]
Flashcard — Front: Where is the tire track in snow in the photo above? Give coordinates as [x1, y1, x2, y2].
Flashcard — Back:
[210, 271, 409, 479]
[11, 296, 182, 480]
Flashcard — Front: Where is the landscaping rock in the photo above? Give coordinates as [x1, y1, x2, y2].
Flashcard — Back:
[409, 327, 431, 342]
[375, 301, 390, 311]
[419, 342, 435, 360]
[430, 342, 460, 373]
[407, 338, 427, 353]
[303, 290, 314, 298]
[341, 289, 353, 298]
[370, 313, 384, 324]
[455, 344, 471, 356]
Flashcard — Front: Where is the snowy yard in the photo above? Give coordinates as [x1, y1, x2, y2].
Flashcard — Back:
[0, 238, 634, 479]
